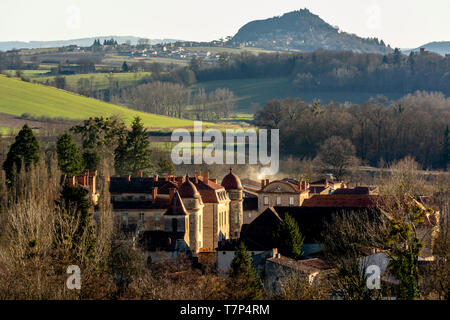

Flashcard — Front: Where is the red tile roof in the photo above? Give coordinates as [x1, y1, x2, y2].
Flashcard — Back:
[302, 195, 378, 207]
[221, 168, 243, 190]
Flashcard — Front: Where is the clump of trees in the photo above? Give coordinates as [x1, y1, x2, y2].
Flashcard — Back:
[255, 92, 450, 169]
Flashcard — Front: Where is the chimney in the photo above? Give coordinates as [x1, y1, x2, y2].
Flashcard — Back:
[154, 174, 159, 182]
[203, 171, 209, 186]
[126, 175, 131, 182]
[266, 179, 270, 186]
[169, 188, 175, 202]
[106, 175, 110, 182]
[165, 172, 169, 181]
[69, 176, 76, 187]
[194, 171, 198, 180]
[261, 179, 265, 189]
[152, 187, 158, 203]
[137, 171, 143, 178]
[89, 175, 96, 194]
[301, 181, 307, 191]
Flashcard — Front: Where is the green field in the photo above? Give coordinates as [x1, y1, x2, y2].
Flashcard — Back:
[192, 77, 405, 113]
[32, 72, 153, 91]
[4, 69, 52, 77]
[0, 75, 202, 128]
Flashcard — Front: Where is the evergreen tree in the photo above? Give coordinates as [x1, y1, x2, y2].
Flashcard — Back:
[3, 124, 40, 185]
[114, 116, 153, 176]
[228, 242, 263, 300]
[82, 150, 100, 171]
[56, 183, 96, 264]
[384, 204, 428, 300]
[156, 157, 175, 175]
[273, 214, 305, 259]
[56, 132, 84, 176]
[121, 61, 129, 72]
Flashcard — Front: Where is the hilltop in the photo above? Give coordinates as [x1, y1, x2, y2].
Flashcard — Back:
[232, 9, 392, 54]
[403, 41, 450, 56]
[0, 75, 196, 128]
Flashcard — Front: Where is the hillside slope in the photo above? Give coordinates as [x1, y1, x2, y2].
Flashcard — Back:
[232, 9, 392, 54]
[403, 41, 450, 56]
[0, 75, 195, 128]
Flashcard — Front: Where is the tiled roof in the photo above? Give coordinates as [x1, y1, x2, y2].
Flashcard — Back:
[302, 195, 378, 207]
[242, 206, 379, 245]
[110, 177, 173, 194]
[178, 177, 201, 199]
[333, 186, 379, 195]
[221, 168, 243, 190]
[165, 191, 189, 216]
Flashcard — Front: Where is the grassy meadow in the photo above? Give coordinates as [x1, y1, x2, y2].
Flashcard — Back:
[0, 75, 204, 128]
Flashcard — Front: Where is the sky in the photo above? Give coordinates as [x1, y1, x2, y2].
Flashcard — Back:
[0, 0, 449, 49]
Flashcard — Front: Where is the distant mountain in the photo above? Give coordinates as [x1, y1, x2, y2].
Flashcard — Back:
[402, 41, 450, 56]
[0, 36, 180, 51]
[232, 9, 392, 54]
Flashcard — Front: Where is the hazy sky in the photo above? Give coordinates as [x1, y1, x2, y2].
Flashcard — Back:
[1, 0, 449, 48]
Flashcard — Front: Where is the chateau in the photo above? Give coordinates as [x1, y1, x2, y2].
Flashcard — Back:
[99, 168, 244, 257]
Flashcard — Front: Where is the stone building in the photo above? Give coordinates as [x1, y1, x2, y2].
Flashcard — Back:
[221, 168, 244, 239]
[257, 179, 310, 213]
[97, 170, 244, 256]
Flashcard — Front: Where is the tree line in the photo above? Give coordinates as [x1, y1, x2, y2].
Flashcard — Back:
[194, 49, 450, 94]
[254, 91, 450, 169]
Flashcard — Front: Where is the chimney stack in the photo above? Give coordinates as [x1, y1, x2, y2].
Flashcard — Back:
[152, 187, 158, 203]
[154, 174, 159, 182]
[169, 188, 175, 202]
[69, 176, 76, 187]
[266, 179, 270, 186]
[165, 172, 169, 181]
[301, 181, 307, 191]
[261, 179, 265, 189]
[203, 171, 209, 186]
[106, 175, 110, 182]
[126, 175, 131, 182]
[137, 171, 143, 178]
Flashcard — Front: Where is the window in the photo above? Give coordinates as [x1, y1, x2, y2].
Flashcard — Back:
[122, 212, 128, 223]
[234, 211, 238, 224]
[263, 196, 269, 205]
[276, 196, 281, 205]
[155, 213, 160, 222]
[289, 197, 294, 206]
[139, 212, 145, 223]
[248, 213, 252, 218]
